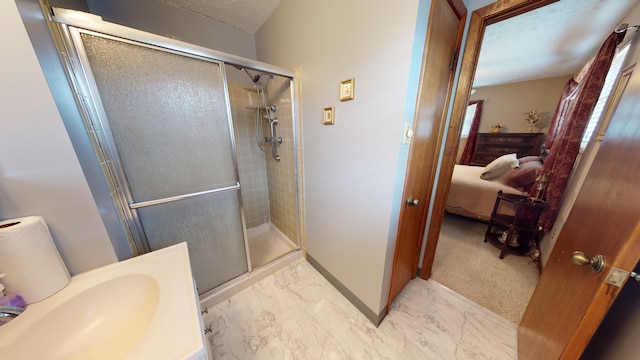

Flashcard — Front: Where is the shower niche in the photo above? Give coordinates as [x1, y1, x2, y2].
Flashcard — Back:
[50, 8, 301, 298]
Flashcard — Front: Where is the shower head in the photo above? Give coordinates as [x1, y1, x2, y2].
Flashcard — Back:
[230, 64, 258, 81]
[255, 73, 274, 87]
[615, 23, 640, 34]
[232, 64, 273, 86]
[241, 67, 262, 84]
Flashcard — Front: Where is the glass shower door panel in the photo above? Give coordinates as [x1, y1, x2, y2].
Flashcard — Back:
[78, 33, 248, 293]
[136, 191, 247, 293]
[81, 33, 237, 203]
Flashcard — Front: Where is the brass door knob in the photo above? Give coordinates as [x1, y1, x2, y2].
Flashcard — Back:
[407, 197, 419, 207]
[570, 251, 606, 273]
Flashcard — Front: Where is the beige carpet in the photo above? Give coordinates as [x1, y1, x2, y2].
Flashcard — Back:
[430, 213, 540, 323]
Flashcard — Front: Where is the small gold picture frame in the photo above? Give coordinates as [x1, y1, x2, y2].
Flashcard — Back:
[340, 78, 355, 101]
[322, 107, 335, 125]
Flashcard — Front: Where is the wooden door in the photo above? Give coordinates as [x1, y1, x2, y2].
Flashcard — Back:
[387, 0, 466, 308]
[518, 59, 640, 358]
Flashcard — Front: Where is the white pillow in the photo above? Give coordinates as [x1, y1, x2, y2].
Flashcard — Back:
[481, 153, 519, 180]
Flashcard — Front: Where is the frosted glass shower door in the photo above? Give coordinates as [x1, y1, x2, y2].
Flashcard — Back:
[79, 33, 248, 294]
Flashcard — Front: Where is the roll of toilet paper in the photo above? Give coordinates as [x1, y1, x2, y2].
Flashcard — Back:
[0, 216, 70, 304]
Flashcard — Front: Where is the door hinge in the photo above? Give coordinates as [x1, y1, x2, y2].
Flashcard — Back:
[450, 51, 458, 71]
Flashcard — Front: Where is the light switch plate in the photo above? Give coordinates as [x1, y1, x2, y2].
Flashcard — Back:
[402, 123, 414, 144]
[322, 107, 334, 125]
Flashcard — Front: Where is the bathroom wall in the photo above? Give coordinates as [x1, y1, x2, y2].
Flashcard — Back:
[86, 0, 257, 60]
[255, 0, 425, 317]
[465, 0, 496, 10]
[2, 0, 117, 275]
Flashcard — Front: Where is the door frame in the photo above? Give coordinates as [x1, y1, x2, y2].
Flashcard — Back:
[387, 0, 468, 309]
[418, 0, 558, 280]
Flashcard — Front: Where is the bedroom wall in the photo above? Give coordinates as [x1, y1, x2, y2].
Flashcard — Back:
[469, 74, 572, 133]
[455, 74, 571, 162]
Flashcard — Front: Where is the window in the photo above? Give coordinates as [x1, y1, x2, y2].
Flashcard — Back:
[461, 102, 478, 138]
[580, 44, 630, 150]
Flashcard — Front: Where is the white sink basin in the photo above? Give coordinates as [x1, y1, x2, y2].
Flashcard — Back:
[0, 243, 207, 359]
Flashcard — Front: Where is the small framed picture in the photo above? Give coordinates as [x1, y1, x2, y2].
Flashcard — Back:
[322, 107, 335, 125]
[340, 78, 355, 101]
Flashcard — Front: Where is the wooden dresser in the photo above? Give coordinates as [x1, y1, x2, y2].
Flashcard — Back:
[470, 133, 543, 166]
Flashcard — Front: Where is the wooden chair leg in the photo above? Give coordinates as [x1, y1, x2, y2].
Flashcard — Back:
[499, 228, 516, 259]
[484, 219, 496, 243]
[484, 224, 492, 243]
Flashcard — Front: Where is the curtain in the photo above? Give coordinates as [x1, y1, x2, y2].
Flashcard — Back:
[542, 79, 579, 152]
[459, 100, 484, 165]
[529, 32, 624, 231]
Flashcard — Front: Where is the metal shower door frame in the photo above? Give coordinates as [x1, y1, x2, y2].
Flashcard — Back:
[59, 25, 252, 269]
[49, 9, 295, 274]
[50, 7, 301, 272]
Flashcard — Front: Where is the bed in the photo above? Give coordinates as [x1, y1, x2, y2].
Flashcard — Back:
[446, 155, 543, 221]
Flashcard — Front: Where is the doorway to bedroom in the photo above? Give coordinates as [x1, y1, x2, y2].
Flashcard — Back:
[425, 0, 637, 323]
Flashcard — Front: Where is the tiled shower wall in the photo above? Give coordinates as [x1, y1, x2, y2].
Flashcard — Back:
[264, 77, 298, 244]
[228, 83, 270, 228]
[228, 80, 299, 245]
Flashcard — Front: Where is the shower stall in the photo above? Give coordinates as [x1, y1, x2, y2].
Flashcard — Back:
[49, 8, 301, 296]
[225, 65, 299, 269]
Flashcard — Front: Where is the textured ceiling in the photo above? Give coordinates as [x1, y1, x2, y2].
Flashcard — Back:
[161, 0, 281, 33]
[158, 0, 638, 86]
[475, 0, 639, 87]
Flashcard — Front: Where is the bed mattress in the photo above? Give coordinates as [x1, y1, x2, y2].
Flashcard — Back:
[445, 164, 526, 221]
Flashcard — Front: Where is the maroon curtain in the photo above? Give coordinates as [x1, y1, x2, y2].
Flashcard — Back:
[543, 79, 579, 152]
[529, 32, 624, 231]
[459, 100, 484, 165]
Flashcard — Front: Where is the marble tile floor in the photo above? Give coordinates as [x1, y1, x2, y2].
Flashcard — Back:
[205, 260, 517, 359]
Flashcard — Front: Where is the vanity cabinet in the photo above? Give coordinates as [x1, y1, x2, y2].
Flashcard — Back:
[470, 132, 543, 166]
